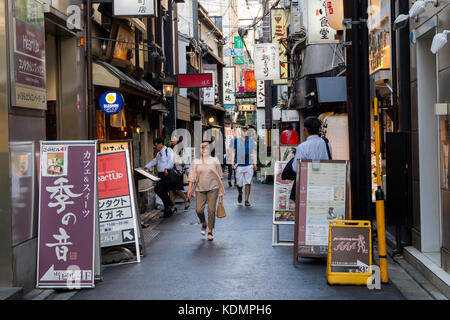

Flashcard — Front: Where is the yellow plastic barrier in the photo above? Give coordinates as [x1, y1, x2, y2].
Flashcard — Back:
[327, 220, 372, 285]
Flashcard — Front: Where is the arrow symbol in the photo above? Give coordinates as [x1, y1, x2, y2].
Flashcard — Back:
[123, 230, 134, 241]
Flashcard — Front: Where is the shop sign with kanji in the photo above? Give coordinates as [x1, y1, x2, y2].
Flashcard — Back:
[307, 0, 340, 44]
[37, 142, 97, 288]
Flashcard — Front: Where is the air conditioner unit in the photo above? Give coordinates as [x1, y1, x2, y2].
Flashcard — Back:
[290, 1, 305, 36]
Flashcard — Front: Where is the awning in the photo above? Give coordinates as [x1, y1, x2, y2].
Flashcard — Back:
[315, 77, 347, 103]
[93, 60, 162, 98]
[151, 103, 169, 113]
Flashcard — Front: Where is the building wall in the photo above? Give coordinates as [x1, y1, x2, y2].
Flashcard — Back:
[409, 1, 450, 272]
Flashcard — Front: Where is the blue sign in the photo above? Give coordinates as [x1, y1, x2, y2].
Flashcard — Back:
[230, 48, 243, 56]
[224, 105, 234, 109]
[99, 91, 124, 114]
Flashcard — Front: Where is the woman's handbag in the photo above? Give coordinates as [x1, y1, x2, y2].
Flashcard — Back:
[217, 197, 226, 218]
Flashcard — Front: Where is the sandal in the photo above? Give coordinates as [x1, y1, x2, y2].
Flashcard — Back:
[207, 232, 214, 241]
[201, 225, 207, 236]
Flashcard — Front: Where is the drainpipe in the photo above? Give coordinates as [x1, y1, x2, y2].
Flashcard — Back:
[86, 0, 95, 139]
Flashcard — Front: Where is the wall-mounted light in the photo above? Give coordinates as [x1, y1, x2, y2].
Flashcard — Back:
[431, 30, 450, 54]
[208, 116, 215, 124]
[394, 0, 438, 30]
[163, 83, 174, 97]
[101, 40, 108, 56]
[136, 126, 141, 134]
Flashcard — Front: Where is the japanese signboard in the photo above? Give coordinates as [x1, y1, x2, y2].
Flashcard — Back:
[244, 70, 256, 92]
[234, 36, 244, 64]
[254, 43, 281, 81]
[230, 48, 244, 56]
[271, 9, 289, 85]
[307, 0, 340, 45]
[239, 104, 255, 112]
[113, 0, 155, 16]
[37, 141, 97, 288]
[177, 73, 213, 88]
[327, 220, 372, 285]
[203, 70, 215, 105]
[294, 160, 349, 261]
[98, 140, 134, 170]
[273, 161, 296, 224]
[223, 67, 236, 105]
[368, 0, 391, 75]
[97, 150, 141, 263]
[256, 80, 265, 107]
[11, 0, 46, 109]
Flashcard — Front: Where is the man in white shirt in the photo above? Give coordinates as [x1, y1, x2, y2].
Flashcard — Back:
[290, 117, 332, 201]
[145, 138, 177, 218]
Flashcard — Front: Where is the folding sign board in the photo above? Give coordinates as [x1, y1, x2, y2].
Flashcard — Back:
[37, 141, 98, 289]
[293, 160, 350, 261]
[97, 150, 141, 263]
[327, 220, 373, 285]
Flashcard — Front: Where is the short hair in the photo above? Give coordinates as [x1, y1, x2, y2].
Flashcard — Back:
[201, 139, 211, 144]
[303, 116, 321, 135]
[153, 137, 164, 145]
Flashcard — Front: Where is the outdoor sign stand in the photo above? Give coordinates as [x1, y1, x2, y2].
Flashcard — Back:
[327, 220, 373, 285]
[97, 150, 141, 266]
[293, 159, 350, 263]
[37, 141, 101, 289]
[272, 161, 296, 246]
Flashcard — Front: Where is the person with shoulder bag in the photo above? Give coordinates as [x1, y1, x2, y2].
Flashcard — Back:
[187, 140, 226, 241]
[288, 117, 332, 201]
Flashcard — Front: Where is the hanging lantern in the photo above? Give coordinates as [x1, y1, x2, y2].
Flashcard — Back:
[326, 0, 344, 31]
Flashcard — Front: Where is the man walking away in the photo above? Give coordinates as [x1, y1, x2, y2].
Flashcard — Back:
[232, 126, 257, 206]
[145, 138, 177, 218]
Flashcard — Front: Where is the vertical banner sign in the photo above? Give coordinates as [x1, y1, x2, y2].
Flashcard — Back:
[203, 70, 216, 105]
[307, 0, 339, 44]
[254, 43, 280, 81]
[256, 80, 266, 107]
[97, 150, 141, 262]
[223, 67, 236, 105]
[12, 0, 46, 109]
[37, 141, 97, 288]
[271, 9, 289, 85]
[234, 36, 244, 65]
[294, 160, 349, 261]
[113, 0, 156, 16]
[244, 70, 256, 92]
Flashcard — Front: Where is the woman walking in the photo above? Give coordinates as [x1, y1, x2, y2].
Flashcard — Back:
[187, 140, 225, 241]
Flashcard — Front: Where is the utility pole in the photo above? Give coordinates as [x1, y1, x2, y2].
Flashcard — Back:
[164, 0, 176, 135]
[85, 0, 95, 140]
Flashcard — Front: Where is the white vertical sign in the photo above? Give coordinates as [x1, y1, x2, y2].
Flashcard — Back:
[203, 70, 215, 105]
[256, 80, 265, 107]
[114, 0, 155, 16]
[307, 0, 339, 44]
[254, 43, 281, 81]
[223, 67, 236, 105]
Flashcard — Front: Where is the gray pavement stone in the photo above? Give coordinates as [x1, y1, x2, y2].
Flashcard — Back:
[70, 180, 409, 300]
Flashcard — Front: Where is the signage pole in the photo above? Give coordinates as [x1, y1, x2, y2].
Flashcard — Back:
[86, 0, 95, 140]
[374, 97, 388, 283]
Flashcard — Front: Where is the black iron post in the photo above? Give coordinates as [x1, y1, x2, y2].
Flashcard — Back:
[86, 0, 95, 139]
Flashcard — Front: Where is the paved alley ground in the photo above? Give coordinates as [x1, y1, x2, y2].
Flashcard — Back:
[63, 180, 425, 300]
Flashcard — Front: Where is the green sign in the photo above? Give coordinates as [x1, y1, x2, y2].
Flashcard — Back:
[234, 56, 244, 65]
[234, 36, 243, 49]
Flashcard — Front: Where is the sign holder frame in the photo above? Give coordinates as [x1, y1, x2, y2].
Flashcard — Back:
[327, 220, 373, 285]
[293, 159, 350, 263]
[37, 140, 101, 289]
[97, 150, 142, 266]
[272, 160, 296, 247]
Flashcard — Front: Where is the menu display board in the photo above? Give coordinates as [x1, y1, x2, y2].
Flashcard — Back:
[273, 161, 296, 224]
[294, 160, 349, 261]
[327, 220, 372, 285]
